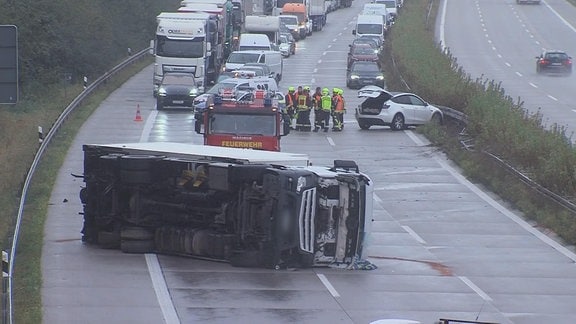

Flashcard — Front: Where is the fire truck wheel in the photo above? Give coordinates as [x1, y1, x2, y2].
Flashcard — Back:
[120, 239, 155, 254]
[97, 231, 120, 249]
[119, 155, 164, 171]
[121, 227, 155, 241]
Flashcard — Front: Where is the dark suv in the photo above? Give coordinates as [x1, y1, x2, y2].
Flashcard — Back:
[536, 50, 572, 75]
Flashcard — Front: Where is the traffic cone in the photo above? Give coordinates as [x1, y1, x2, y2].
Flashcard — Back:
[134, 104, 143, 122]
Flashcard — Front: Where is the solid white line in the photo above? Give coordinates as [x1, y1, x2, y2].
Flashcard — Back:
[317, 273, 340, 297]
[145, 254, 181, 324]
[459, 276, 493, 301]
[406, 131, 576, 262]
[402, 225, 427, 244]
[140, 109, 157, 142]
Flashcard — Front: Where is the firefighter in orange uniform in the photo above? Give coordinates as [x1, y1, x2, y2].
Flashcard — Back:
[312, 86, 323, 132]
[285, 86, 297, 129]
[332, 88, 345, 131]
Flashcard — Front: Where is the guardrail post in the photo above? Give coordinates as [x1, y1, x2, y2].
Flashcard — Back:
[2, 250, 8, 324]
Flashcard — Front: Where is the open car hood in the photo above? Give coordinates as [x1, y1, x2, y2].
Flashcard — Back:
[357, 85, 390, 98]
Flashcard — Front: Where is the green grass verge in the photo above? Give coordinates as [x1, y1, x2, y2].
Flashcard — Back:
[12, 57, 153, 323]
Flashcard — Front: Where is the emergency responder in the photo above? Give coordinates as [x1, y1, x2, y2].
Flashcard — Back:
[332, 88, 345, 131]
[312, 87, 323, 132]
[285, 87, 297, 129]
[318, 88, 332, 132]
[296, 86, 312, 131]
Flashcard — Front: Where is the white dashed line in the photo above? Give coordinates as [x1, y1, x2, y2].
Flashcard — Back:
[402, 225, 427, 244]
[515, 71, 522, 77]
[529, 82, 538, 88]
[505, 62, 511, 67]
[327, 137, 335, 146]
[548, 95, 558, 101]
[313, 68, 318, 73]
[317, 274, 340, 298]
[459, 276, 493, 301]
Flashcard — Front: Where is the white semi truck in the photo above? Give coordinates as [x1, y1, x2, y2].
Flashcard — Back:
[78, 142, 373, 269]
[152, 12, 224, 96]
[309, 0, 327, 31]
[243, 15, 281, 46]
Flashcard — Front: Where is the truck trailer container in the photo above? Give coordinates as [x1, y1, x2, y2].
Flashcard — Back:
[79, 142, 373, 269]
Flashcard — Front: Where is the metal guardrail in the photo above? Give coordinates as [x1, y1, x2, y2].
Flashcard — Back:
[3, 47, 150, 324]
[436, 104, 576, 215]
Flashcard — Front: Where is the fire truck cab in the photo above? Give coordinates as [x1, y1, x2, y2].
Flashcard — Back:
[195, 90, 290, 151]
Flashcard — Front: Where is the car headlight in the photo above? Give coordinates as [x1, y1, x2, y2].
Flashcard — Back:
[350, 75, 359, 80]
[189, 88, 199, 96]
[158, 88, 167, 96]
[376, 75, 384, 80]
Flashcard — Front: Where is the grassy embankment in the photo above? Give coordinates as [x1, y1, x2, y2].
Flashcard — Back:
[0, 0, 181, 321]
[382, 0, 576, 245]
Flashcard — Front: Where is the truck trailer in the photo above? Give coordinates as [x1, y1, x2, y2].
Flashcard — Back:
[79, 142, 373, 269]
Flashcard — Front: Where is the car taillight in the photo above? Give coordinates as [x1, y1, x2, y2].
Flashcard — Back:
[540, 59, 549, 65]
[566, 59, 572, 65]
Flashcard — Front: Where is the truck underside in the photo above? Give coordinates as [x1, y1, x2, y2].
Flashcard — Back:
[79, 146, 370, 269]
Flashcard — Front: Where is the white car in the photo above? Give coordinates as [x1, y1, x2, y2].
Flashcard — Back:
[354, 85, 443, 130]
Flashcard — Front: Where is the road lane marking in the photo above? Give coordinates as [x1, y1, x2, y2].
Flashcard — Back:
[140, 110, 157, 142]
[317, 274, 340, 298]
[145, 254, 181, 324]
[529, 82, 538, 88]
[548, 95, 558, 101]
[406, 131, 576, 262]
[515, 71, 522, 77]
[505, 62, 511, 67]
[327, 137, 335, 147]
[459, 276, 493, 301]
[402, 226, 426, 244]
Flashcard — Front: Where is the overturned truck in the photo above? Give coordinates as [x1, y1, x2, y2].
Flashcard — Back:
[79, 142, 373, 269]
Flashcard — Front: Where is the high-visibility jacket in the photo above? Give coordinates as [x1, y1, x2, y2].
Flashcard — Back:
[285, 93, 295, 108]
[297, 94, 310, 110]
[333, 94, 344, 113]
[321, 95, 332, 112]
[312, 93, 322, 109]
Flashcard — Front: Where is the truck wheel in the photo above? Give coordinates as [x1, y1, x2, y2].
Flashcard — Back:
[98, 231, 121, 249]
[121, 226, 155, 241]
[120, 239, 155, 254]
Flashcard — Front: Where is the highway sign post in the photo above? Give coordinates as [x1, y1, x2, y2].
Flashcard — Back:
[0, 25, 18, 104]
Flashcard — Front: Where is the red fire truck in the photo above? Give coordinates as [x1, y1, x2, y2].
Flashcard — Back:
[195, 90, 290, 151]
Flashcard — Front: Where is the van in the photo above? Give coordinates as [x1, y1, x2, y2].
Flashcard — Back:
[238, 33, 272, 51]
[373, 0, 397, 20]
[362, 3, 391, 29]
[352, 14, 385, 47]
[223, 50, 283, 82]
[279, 15, 301, 41]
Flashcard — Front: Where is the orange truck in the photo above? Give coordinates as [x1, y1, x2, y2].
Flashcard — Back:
[281, 3, 311, 39]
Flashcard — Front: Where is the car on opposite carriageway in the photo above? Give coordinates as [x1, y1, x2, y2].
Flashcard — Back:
[536, 50, 572, 75]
